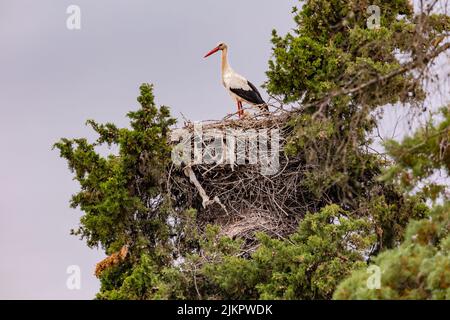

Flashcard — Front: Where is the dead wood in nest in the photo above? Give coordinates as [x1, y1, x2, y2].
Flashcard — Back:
[168, 111, 324, 250]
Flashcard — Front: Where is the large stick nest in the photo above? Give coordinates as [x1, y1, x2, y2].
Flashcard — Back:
[168, 111, 326, 248]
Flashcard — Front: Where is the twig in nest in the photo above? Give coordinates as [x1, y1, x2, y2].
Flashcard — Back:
[183, 165, 228, 215]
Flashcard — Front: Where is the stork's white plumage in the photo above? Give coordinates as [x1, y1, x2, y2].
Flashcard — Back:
[204, 42, 268, 118]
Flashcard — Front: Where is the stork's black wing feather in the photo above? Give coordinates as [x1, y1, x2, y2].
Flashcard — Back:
[247, 81, 265, 104]
[230, 81, 267, 110]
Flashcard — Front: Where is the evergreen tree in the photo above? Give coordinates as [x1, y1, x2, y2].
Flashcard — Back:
[334, 108, 450, 299]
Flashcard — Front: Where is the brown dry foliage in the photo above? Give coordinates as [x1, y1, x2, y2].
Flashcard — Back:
[94, 245, 129, 277]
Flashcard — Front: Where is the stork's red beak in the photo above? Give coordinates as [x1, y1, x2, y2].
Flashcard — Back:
[204, 46, 220, 58]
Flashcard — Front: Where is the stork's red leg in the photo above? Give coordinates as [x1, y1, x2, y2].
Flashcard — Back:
[237, 101, 242, 118]
[238, 101, 243, 118]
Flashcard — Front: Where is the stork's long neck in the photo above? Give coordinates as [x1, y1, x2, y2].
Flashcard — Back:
[221, 47, 232, 75]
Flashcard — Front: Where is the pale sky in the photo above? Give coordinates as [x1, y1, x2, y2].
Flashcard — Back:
[0, 0, 297, 299]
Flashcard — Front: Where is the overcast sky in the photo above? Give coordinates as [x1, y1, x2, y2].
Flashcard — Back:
[0, 0, 298, 299]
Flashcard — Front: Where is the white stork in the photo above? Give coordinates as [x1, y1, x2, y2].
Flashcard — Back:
[204, 42, 268, 118]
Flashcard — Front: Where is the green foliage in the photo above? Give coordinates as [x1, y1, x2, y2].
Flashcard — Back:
[382, 106, 450, 201]
[97, 254, 189, 300]
[95, 205, 375, 300]
[201, 205, 375, 300]
[335, 110, 450, 299]
[334, 203, 450, 299]
[264, 0, 447, 253]
[266, 0, 419, 105]
[54, 83, 176, 254]
[265, 0, 447, 214]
